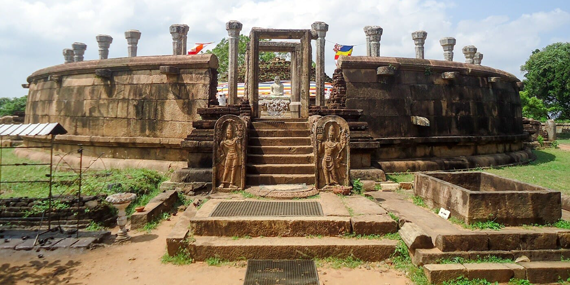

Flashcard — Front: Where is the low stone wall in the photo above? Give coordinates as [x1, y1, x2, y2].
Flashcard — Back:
[24, 54, 218, 162]
[557, 123, 570, 134]
[131, 190, 179, 229]
[0, 195, 115, 229]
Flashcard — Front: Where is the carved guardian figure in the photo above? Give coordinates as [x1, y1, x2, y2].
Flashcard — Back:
[313, 115, 350, 189]
[213, 115, 248, 191]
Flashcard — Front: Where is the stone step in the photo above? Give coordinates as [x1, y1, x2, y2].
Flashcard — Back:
[424, 261, 570, 284]
[249, 129, 311, 137]
[247, 174, 315, 185]
[187, 236, 398, 261]
[435, 230, 569, 252]
[190, 216, 351, 237]
[251, 121, 309, 130]
[246, 164, 314, 175]
[248, 145, 313, 155]
[247, 154, 314, 164]
[412, 247, 570, 266]
[249, 137, 311, 147]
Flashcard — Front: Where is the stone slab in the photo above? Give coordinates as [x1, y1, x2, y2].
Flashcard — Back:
[519, 261, 570, 283]
[14, 239, 36, 250]
[350, 215, 398, 235]
[167, 205, 197, 256]
[189, 236, 398, 261]
[400, 222, 434, 252]
[0, 239, 24, 249]
[464, 263, 522, 283]
[71, 237, 97, 248]
[131, 190, 179, 229]
[342, 195, 387, 216]
[40, 238, 65, 249]
[49, 238, 79, 249]
[435, 233, 489, 252]
[319, 192, 350, 217]
[423, 264, 466, 284]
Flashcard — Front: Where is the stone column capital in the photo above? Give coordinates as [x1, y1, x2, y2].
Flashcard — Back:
[63, 48, 74, 64]
[462, 45, 477, 64]
[226, 20, 243, 32]
[439, 37, 456, 50]
[96, 34, 113, 47]
[473, 52, 483, 65]
[364, 26, 383, 41]
[72, 42, 87, 62]
[125, 30, 141, 41]
[412, 30, 427, 44]
[169, 24, 184, 39]
[311, 21, 329, 38]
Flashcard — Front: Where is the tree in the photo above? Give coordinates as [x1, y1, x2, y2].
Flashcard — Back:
[206, 35, 287, 81]
[521, 42, 570, 119]
[0, 95, 27, 116]
[519, 90, 549, 120]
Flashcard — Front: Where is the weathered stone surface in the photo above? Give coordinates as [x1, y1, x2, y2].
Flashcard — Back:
[424, 264, 465, 284]
[520, 261, 570, 283]
[400, 222, 434, 252]
[125, 30, 141, 57]
[435, 233, 489, 252]
[350, 168, 386, 182]
[351, 215, 398, 235]
[313, 115, 350, 189]
[440, 37, 456, 61]
[131, 190, 179, 229]
[464, 263, 522, 283]
[167, 205, 196, 256]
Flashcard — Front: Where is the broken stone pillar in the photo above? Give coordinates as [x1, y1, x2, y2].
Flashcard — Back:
[226, 20, 243, 105]
[63, 48, 74, 64]
[181, 24, 189, 54]
[290, 47, 301, 118]
[412, 31, 428, 59]
[72, 42, 87, 62]
[312, 21, 328, 106]
[125, 30, 141, 57]
[96, 34, 113, 60]
[462, 45, 477, 64]
[439, 37, 456, 61]
[170, 24, 184, 55]
[546, 119, 557, 141]
[473, 52, 483, 65]
[364, 26, 383, 57]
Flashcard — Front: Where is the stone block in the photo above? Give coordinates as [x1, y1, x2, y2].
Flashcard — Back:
[350, 168, 386, 182]
[171, 168, 213, 183]
[464, 263, 522, 283]
[520, 261, 570, 283]
[559, 232, 570, 248]
[487, 232, 521, 251]
[351, 215, 398, 235]
[400, 222, 434, 252]
[361, 179, 377, 191]
[131, 190, 179, 229]
[343, 69, 377, 83]
[435, 233, 489, 252]
[424, 264, 466, 284]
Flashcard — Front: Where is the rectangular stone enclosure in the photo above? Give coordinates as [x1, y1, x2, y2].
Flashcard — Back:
[414, 172, 561, 226]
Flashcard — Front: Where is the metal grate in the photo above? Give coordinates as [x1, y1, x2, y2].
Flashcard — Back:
[210, 201, 323, 217]
[244, 260, 319, 285]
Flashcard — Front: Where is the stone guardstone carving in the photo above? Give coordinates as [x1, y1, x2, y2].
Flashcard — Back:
[213, 115, 247, 191]
[266, 99, 289, 117]
[313, 115, 350, 189]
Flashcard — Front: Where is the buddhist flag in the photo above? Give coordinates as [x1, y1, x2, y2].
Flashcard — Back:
[188, 42, 212, 55]
[333, 44, 354, 60]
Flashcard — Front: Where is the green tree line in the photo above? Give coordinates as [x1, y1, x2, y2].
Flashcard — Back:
[0, 96, 27, 116]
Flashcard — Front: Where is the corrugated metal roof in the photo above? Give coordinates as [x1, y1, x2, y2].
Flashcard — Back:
[0, 123, 67, 136]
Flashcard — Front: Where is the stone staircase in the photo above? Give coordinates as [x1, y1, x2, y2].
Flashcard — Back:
[247, 119, 315, 186]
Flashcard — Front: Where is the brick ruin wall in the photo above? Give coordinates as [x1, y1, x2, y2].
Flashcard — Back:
[24, 54, 218, 162]
[336, 57, 532, 172]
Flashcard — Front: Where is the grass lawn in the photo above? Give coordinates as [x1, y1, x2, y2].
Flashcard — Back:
[558, 133, 570, 145]
[484, 148, 570, 193]
[0, 149, 167, 214]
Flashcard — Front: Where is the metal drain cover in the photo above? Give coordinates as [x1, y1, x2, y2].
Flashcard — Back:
[244, 259, 319, 285]
[210, 201, 323, 217]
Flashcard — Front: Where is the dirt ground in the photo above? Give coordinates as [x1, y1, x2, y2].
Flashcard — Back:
[0, 214, 410, 285]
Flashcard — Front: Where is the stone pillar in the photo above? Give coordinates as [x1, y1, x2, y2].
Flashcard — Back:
[226, 20, 243, 105]
[181, 24, 189, 54]
[439, 37, 456, 61]
[170, 24, 184, 55]
[364, 26, 383, 57]
[300, 30, 312, 118]
[248, 33, 260, 117]
[312, 21, 328, 107]
[125, 30, 141, 57]
[411, 31, 428, 59]
[72, 42, 87, 62]
[474, 52, 483, 65]
[63, 48, 74, 64]
[462, 45, 477, 64]
[364, 26, 371, 56]
[546, 119, 557, 141]
[290, 46, 301, 118]
[96, 34, 113, 60]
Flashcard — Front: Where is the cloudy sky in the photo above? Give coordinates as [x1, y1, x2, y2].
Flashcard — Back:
[1, 0, 569, 98]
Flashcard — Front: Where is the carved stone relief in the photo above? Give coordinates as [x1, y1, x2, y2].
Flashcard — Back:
[213, 115, 247, 191]
[313, 115, 350, 189]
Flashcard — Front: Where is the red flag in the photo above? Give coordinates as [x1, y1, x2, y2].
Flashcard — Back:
[188, 42, 212, 55]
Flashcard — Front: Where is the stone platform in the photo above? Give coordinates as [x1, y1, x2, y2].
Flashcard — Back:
[166, 192, 398, 261]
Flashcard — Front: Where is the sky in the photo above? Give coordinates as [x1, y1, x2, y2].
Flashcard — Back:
[1, 0, 569, 98]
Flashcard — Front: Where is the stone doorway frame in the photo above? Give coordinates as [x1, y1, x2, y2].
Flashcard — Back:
[246, 28, 315, 118]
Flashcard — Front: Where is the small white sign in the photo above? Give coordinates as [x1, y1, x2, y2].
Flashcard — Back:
[438, 208, 450, 220]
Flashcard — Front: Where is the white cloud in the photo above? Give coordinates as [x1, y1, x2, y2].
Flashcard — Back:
[0, 0, 568, 98]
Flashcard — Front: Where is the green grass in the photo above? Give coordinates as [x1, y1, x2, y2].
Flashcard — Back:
[386, 173, 414, 183]
[448, 217, 504, 231]
[231, 235, 251, 240]
[205, 256, 225, 266]
[442, 276, 495, 285]
[341, 232, 400, 240]
[485, 149, 570, 194]
[388, 212, 400, 223]
[392, 238, 430, 285]
[232, 190, 255, 199]
[141, 212, 171, 233]
[412, 196, 426, 207]
[161, 249, 193, 265]
[85, 221, 105, 231]
[438, 255, 513, 264]
[314, 256, 364, 269]
[557, 133, 570, 145]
